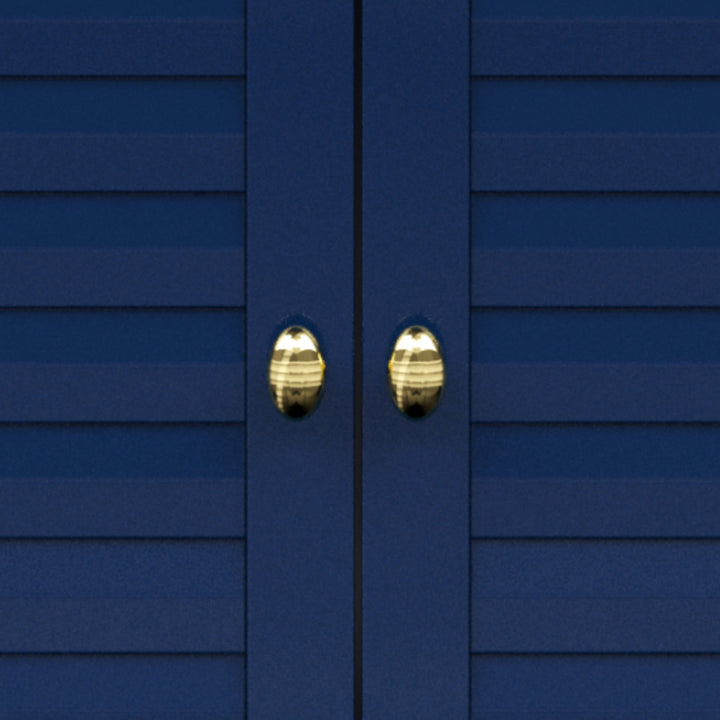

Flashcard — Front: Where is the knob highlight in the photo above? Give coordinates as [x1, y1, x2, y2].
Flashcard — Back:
[388, 326, 444, 418]
[268, 326, 325, 418]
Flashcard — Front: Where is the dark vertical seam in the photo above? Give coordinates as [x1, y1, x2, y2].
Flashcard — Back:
[243, 5, 249, 718]
[353, 0, 363, 717]
[467, 2, 473, 717]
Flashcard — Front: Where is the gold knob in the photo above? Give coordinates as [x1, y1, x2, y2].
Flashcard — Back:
[388, 326, 445, 418]
[268, 326, 325, 418]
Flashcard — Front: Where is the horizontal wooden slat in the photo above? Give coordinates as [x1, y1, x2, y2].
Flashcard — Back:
[0, 79, 244, 134]
[0, 0, 244, 16]
[0, 364, 244, 421]
[473, 363, 720, 421]
[0, 423, 243, 476]
[0, 540, 243, 652]
[0, 479, 244, 537]
[475, 478, 720, 538]
[0, 309, 243, 362]
[473, 655, 720, 719]
[0, 135, 244, 191]
[471, 194, 720, 250]
[472, 249, 720, 306]
[475, 598, 720, 652]
[472, 310, 720, 419]
[473, 309, 720, 363]
[473, 540, 720, 652]
[472, 19, 720, 76]
[472, 134, 720, 191]
[0, 249, 244, 306]
[472, 0, 718, 17]
[0, 655, 244, 719]
[0, 311, 244, 418]
[0, 20, 244, 76]
[473, 424, 720, 480]
[0, 194, 245, 249]
[0, 422, 244, 537]
[474, 540, 720, 598]
[473, 79, 720, 135]
[0, 599, 242, 652]
[472, 425, 720, 538]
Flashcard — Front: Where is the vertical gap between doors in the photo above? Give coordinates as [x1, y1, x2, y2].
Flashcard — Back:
[243, 6, 248, 719]
[353, 0, 363, 717]
[467, 6, 472, 718]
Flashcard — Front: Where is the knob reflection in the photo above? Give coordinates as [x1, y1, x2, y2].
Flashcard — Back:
[388, 326, 444, 418]
[268, 326, 325, 418]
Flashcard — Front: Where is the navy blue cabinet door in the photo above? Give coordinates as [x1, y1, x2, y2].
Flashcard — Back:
[4, 0, 720, 717]
[0, 0, 353, 716]
[365, 0, 720, 717]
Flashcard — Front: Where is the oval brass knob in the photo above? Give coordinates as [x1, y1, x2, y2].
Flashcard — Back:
[268, 326, 325, 418]
[388, 326, 444, 418]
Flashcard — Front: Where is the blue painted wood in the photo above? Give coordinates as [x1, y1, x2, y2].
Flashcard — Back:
[0, 364, 243, 421]
[475, 477, 720, 538]
[0, 656, 244, 720]
[0, 0, 244, 15]
[0, 424, 243, 479]
[246, 1, 354, 717]
[471, 3, 720, 713]
[473, 0, 718, 16]
[474, 425, 720, 483]
[472, 311, 720, 419]
[0, 425, 244, 537]
[473, 655, 720, 719]
[0, 135, 243, 191]
[473, 249, 720, 307]
[0, 249, 243, 306]
[473, 363, 720, 422]
[473, 310, 720, 363]
[473, 540, 720, 651]
[475, 539, 720, 615]
[476, 598, 720, 652]
[0, 540, 244, 652]
[472, 20, 720, 76]
[473, 80, 720, 134]
[473, 425, 720, 538]
[0, 298, 244, 422]
[0, 478, 244, 538]
[0, 2, 247, 716]
[363, 0, 469, 717]
[472, 194, 720, 249]
[0, 310, 243, 362]
[0, 20, 244, 76]
[0, 195, 244, 249]
[0, 540, 243, 595]
[473, 135, 720, 192]
[0, 80, 245, 133]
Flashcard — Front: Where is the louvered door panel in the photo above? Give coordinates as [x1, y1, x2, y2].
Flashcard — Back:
[472, 0, 720, 716]
[0, 1, 245, 717]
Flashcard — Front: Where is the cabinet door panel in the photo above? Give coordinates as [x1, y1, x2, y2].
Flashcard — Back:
[362, 1, 470, 717]
[246, 1, 355, 718]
